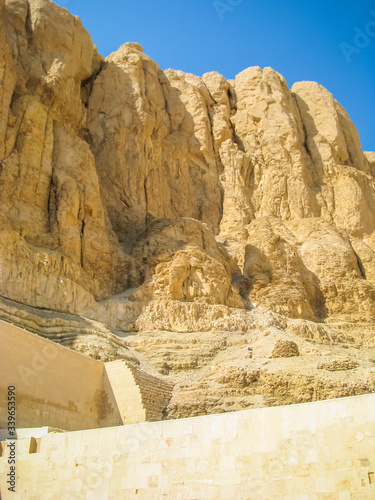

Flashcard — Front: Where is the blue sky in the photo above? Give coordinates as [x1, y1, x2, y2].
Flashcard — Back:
[61, 0, 374, 151]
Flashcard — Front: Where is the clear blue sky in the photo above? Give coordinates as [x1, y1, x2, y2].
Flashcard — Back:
[60, 0, 374, 151]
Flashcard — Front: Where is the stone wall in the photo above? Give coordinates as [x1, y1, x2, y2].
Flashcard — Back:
[0, 321, 172, 432]
[1, 394, 374, 498]
[0, 320, 122, 431]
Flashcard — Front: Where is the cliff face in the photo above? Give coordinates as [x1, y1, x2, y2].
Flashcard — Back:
[1, 0, 375, 416]
[2, 0, 375, 324]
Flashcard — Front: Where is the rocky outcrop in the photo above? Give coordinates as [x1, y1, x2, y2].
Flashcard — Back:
[129, 218, 243, 307]
[366, 151, 375, 179]
[124, 319, 375, 419]
[0, 295, 134, 362]
[0, 0, 131, 317]
[1, 0, 375, 417]
[1, 0, 374, 324]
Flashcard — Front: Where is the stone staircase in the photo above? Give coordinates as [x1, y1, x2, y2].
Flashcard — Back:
[105, 360, 174, 424]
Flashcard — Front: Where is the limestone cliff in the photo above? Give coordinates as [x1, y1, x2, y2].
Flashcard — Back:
[1, 0, 375, 418]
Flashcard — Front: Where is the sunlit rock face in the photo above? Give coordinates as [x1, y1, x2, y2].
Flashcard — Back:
[1, 0, 375, 326]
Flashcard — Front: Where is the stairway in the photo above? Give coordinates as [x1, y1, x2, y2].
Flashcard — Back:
[104, 360, 174, 424]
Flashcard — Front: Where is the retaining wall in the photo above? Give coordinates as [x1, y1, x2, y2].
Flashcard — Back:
[0, 394, 374, 498]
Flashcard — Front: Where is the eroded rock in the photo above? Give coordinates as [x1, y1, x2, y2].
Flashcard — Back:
[0, 0, 375, 418]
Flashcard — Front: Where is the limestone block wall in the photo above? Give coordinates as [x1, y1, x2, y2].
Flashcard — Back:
[0, 394, 374, 499]
[0, 320, 122, 431]
[0, 320, 173, 432]
[104, 361, 173, 424]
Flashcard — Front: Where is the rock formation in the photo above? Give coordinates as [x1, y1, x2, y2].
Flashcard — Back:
[1, 0, 375, 418]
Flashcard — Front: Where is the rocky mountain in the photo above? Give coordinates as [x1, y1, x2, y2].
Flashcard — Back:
[1, 0, 375, 418]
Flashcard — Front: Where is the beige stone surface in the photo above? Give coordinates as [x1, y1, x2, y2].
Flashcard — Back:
[1, 0, 375, 418]
[0, 320, 172, 430]
[1, 394, 374, 499]
[0, 320, 120, 430]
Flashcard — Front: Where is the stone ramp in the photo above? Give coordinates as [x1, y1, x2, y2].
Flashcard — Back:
[105, 360, 174, 424]
[128, 363, 174, 421]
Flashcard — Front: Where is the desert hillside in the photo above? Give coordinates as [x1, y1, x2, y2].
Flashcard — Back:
[1, 0, 375, 418]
